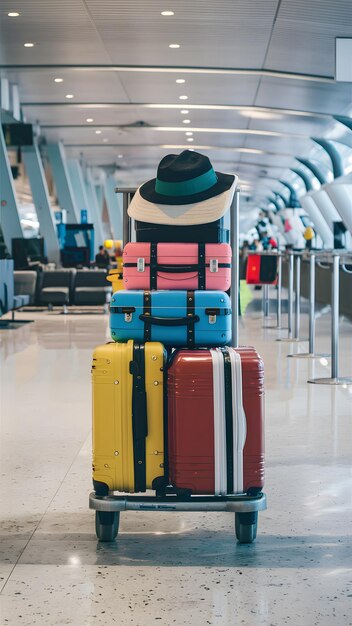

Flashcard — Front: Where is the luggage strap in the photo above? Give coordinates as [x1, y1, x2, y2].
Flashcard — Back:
[210, 348, 247, 495]
[186, 290, 195, 347]
[149, 243, 205, 290]
[227, 348, 246, 494]
[222, 350, 234, 493]
[129, 343, 148, 492]
[142, 290, 197, 346]
[143, 291, 152, 341]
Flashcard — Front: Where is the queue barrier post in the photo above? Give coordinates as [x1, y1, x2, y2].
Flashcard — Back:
[288, 252, 330, 359]
[308, 252, 352, 385]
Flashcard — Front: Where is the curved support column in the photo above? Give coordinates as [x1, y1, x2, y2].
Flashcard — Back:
[300, 193, 333, 248]
[295, 158, 327, 185]
[291, 168, 313, 192]
[279, 180, 300, 207]
[312, 138, 344, 179]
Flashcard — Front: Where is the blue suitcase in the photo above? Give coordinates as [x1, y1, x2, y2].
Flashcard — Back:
[110, 290, 232, 347]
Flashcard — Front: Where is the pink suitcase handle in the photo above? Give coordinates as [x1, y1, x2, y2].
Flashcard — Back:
[156, 264, 200, 273]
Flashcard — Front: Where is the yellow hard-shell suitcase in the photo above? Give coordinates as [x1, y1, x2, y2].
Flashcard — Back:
[92, 340, 165, 494]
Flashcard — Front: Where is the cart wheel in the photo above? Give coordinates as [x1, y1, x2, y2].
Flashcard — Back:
[235, 512, 258, 544]
[95, 511, 120, 542]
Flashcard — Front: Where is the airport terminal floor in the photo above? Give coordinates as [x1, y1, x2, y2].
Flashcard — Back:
[1, 301, 352, 626]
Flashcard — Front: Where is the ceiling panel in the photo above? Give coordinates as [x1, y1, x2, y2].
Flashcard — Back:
[0, 1, 110, 64]
[246, 114, 331, 136]
[86, 0, 278, 68]
[43, 126, 249, 148]
[4, 70, 129, 103]
[22, 103, 253, 128]
[235, 151, 294, 168]
[255, 77, 352, 116]
[116, 72, 260, 106]
[266, 0, 352, 75]
[237, 132, 311, 154]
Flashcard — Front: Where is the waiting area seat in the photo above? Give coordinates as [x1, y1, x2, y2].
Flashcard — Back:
[37, 270, 76, 310]
[0, 260, 32, 325]
[73, 270, 111, 305]
[14, 271, 37, 306]
[1, 266, 112, 315]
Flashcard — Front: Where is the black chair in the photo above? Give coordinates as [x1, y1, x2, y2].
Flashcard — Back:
[37, 270, 76, 312]
[73, 270, 111, 306]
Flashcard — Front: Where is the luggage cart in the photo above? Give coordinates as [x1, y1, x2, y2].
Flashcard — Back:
[89, 187, 267, 543]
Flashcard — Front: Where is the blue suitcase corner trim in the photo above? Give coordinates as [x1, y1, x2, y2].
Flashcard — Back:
[110, 290, 232, 347]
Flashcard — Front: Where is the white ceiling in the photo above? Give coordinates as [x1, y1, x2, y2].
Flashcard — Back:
[0, 0, 352, 210]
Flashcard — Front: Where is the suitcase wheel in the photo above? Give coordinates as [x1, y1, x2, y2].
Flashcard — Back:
[95, 511, 120, 542]
[235, 512, 258, 544]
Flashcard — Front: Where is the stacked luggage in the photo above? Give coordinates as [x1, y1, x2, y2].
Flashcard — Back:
[91, 151, 265, 542]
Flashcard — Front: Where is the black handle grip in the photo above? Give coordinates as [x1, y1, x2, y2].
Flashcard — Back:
[155, 264, 199, 273]
[139, 314, 200, 326]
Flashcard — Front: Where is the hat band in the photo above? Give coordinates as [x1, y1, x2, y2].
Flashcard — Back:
[155, 168, 218, 197]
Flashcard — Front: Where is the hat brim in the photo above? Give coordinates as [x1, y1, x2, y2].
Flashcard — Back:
[128, 173, 238, 226]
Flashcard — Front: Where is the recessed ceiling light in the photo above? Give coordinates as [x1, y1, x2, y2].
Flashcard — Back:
[24, 42, 34, 47]
[65, 94, 74, 99]
[8, 12, 20, 17]
[117, 154, 123, 158]
[161, 10, 174, 16]
[86, 118, 94, 123]
[169, 44, 180, 49]
[176, 79, 185, 84]
[181, 110, 189, 114]
[187, 138, 194, 142]
[95, 130, 102, 134]
[54, 78, 63, 83]
[179, 95, 188, 100]
[183, 119, 191, 124]
[185, 131, 193, 136]
[240, 110, 283, 121]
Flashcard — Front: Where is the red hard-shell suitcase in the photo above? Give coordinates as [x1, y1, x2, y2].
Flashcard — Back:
[246, 254, 278, 285]
[168, 347, 264, 495]
[122, 242, 231, 291]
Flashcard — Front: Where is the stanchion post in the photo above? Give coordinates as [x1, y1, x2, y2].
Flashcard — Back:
[288, 252, 330, 358]
[230, 189, 240, 348]
[263, 284, 269, 318]
[288, 252, 294, 339]
[276, 251, 295, 341]
[308, 253, 316, 355]
[308, 252, 352, 384]
[277, 253, 282, 329]
[331, 254, 339, 379]
[294, 254, 301, 339]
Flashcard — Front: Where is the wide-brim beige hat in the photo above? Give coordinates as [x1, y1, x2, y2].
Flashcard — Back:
[127, 150, 238, 226]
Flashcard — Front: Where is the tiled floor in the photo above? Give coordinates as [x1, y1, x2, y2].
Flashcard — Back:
[1, 303, 352, 625]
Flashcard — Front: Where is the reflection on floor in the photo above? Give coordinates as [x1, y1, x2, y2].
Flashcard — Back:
[1, 304, 352, 626]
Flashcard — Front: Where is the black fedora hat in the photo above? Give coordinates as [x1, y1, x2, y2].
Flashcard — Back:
[128, 150, 237, 225]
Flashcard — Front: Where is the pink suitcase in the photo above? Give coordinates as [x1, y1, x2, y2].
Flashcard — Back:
[122, 242, 232, 291]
